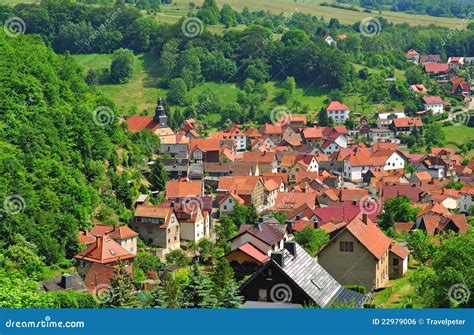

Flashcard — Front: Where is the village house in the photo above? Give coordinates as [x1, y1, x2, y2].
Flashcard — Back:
[189, 138, 222, 163]
[420, 54, 441, 64]
[423, 63, 450, 80]
[130, 204, 180, 251]
[209, 124, 247, 151]
[460, 186, 473, 214]
[377, 112, 406, 128]
[405, 49, 420, 63]
[389, 244, 409, 279]
[75, 235, 136, 280]
[165, 178, 203, 200]
[89, 224, 138, 255]
[391, 117, 423, 136]
[325, 101, 350, 123]
[241, 151, 278, 174]
[447, 57, 464, 69]
[409, 84, 428, 96]
[317, 214, 391, 292]
[217, 176, 266, 211]
[422, 96, 444, 114]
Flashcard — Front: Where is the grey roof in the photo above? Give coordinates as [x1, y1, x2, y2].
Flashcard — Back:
[41, 273, 86, 292]
[278, 244, 342, 307]
[281, 244, 366, 307]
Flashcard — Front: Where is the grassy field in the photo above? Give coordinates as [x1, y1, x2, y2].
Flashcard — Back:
[444, 125, 474, 158]
[164, 0, 465, 29]
[72, 52, 408, 124]
[1, 0, 465, 29]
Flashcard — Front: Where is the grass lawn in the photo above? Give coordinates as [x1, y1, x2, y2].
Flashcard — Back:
[443, 125, 474, 158]
[72, 52, 336, 121]
[373, 268, 415, 308]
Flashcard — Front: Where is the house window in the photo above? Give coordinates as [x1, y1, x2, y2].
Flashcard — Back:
[79, 260, 84, 267]
[148, 228, 153, 234]
[223, 205, 227, 210]
[258, 289, 267, 301]
[393, 258, 399, 266]
[339, 241, 354, 252]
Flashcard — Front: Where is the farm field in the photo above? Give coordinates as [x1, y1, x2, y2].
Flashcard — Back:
[161, 0, 466, 28]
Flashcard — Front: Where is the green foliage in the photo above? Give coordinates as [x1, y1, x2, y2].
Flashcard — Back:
[0, 30, 148, 264]
[136, 250, 163, 273]
[377, 196, 420, 231]
[47, 290, 99, 308]
[407, 230, 437, 264]
[110, 48, 134, 84]
[167, 78, 189, 106]
[0, 272, 55, 308]
[294, 226, 329, 256]
[410, 230, 474, 307]
[160, 270, 181, 308]
[180, 262, 217, 308]
[107, 261, 135, 308]
[215, 215, 237, 253]
[166, 249, 190, 266]
[344, 285, 366, 294]
[148, 159, 168, 192]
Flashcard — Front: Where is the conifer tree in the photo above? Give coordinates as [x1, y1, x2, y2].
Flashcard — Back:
[219, 280, 243, 308]
[107, 261, 135, 308]
[149, 284, 166, 308]
[181, 262, 217, 308]
[148, 159, 167, 192]
[161, 270, 180, 308]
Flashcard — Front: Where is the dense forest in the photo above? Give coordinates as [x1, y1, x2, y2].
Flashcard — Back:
[0, 25, 160, 305]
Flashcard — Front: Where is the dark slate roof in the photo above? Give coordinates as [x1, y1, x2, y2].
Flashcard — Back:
[281, 244, 366, 307]
[41, 273, 87, 292]
[237, 222, 286, 245]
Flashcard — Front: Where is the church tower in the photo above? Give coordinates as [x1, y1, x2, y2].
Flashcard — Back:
[154, 97, 168, 127]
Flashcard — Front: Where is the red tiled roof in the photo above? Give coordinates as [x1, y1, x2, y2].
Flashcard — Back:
[340, 189, 369, 202]
[126, 115, 157, 133]
[345, 214, 391, 259]
[166, 179, 202, 199]
[189, 138, 220, 153]
[275, 192, 317, 211]
[302, 127, 324, 139]
[292, 219, 314, 232]
[394, 221, 415, 233]
[405, 49, 419, 55]
[107, 226, 138, 240]
[423, 96, 444, 105]
[75, 236, 135, 264]
[392, 117, 422, 128]
[382, 184, 424, 202]
[242, 151, 275, 164]
[424, 63, 449, 73]
[236, 242, 270, 263]
[78, 231, 96, 245]
[326, 101, 349, 111]
[390, 244, 409, 259]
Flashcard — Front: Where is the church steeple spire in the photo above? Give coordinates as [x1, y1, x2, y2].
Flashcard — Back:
[154, 96, 167, 127]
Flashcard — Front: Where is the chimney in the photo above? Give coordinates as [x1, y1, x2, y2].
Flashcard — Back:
[271, 252, 284, 267]
[61, 274, 72, 290]
[284, 241, 297, 257]
[362, 213, 369, 224]
[285, 220, 293, 232]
